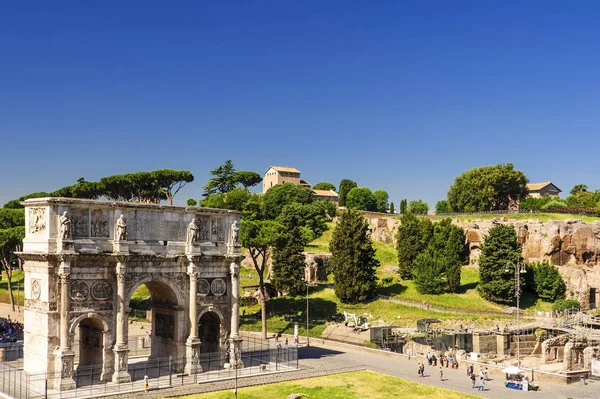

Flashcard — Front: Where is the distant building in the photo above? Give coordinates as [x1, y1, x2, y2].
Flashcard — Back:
[526, 182, 562, 198]
[263, 166, 310, 193]
[312, 189, 339, 204]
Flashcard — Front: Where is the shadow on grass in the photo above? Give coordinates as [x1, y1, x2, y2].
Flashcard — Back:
[456, 281, 478, 294]
[376, 283, 407, 296]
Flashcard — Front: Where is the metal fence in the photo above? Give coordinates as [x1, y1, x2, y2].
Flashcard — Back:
[0, 336, 297, 399]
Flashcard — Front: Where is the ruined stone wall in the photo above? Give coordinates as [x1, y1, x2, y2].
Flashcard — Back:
[367, 216, 600, 308]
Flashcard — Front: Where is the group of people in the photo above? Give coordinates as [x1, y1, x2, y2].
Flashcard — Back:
[0, 316, 22, 343]
[426, 351, 459, 369]
[467, 365, 489, 391]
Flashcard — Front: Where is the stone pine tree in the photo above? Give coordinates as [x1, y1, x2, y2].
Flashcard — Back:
[478, 224, 522, 304]
[396, 213, 432, 279]
[329, 209, 379, 303]
[271, 205, 307, 296]
[338, 179, 357, 207]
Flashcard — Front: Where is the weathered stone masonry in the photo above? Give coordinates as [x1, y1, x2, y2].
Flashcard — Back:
[19, 198, 242, 390]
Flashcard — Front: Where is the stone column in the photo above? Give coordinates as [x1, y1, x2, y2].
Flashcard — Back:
[112, 260, 131, 383]
[53, 259, 76, 390]
[228, 261, 243, 368]
[185, 263, 202, 374]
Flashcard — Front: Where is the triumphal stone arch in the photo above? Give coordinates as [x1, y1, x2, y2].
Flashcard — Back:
[19, 198, 243, 390]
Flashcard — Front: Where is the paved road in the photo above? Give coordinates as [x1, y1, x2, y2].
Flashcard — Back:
[299, 341, 597, 399]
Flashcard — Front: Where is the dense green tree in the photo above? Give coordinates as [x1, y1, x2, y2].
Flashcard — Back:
[478, 224, 522, 304]
[389, 202, 395, 214]
[346, 187, 377, 211]
[570, 184, 588, 196]
[312, 182, 337, 191]
[271, 205, 307, 296]
[426, 218, 465, 292]
[329, 209, 378, 303]
[3, 192, 52, 209]
[552, 299, 580, 312]
[407, 199, 429, 215]
[399, 199, 407, 214]
[338, 179, 357, 207]
[233, 171, 262, 189]
[448, 163, 528, 212]
[201, 187, 251, 212]
[203, 160, 237, 196]
[186, 198, 198, 206]
[435, 200, 451, 214]
[316, 199, 337, 219]
[527, 261, 565, 302]
[99, 170, 193, 203]
[240, 219, 284, 339]
[540, 200, 567, 209]
[0, 213, 25, 311]
[413, 250, 449, 294]
[373, 190, 389, 213]
[0, 209, 25, 229]
[519, 195, 555, 211]
[262, 183, 314, 220]
[396, 214, 432, 279]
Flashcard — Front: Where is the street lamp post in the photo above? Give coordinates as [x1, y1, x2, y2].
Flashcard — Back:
[506, 261, 527, 368]
[306, 281, 310, 347]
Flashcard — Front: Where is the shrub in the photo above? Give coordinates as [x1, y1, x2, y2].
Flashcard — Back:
[552, 298, 580, 312]
[530, 261, 565, 302]
[540, 200, 567, 210]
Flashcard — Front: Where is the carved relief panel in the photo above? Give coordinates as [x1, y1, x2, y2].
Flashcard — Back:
[28, 208, 46, 234]
[211, 217, 226, 242]
[70, 208, 90, 238]
[91, 210, 110, 238]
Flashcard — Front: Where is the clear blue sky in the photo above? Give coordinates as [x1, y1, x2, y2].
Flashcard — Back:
[2, 1, 599, 208]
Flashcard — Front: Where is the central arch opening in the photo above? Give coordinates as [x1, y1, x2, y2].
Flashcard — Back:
[129, 279, 182, 359]
[74, 317, 105, 369]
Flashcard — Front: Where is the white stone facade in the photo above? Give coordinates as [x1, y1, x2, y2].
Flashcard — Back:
[19, 198, 243, 390]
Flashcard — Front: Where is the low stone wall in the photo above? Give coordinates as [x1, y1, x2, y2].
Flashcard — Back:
[473, 333, 497, 355]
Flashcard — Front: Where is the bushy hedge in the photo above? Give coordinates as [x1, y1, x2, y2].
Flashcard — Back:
[552, 298, 580, 312]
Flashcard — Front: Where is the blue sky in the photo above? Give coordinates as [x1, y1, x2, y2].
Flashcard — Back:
[2, 1, 600, 208]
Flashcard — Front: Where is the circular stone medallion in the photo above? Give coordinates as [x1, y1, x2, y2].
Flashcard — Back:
[198, 279, 210, 295]
[69, 281, 89, 301]
[91, 280, 113, 300]
[210, 278, 226, 296]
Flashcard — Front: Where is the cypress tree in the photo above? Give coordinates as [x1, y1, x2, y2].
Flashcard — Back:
[271, 205, 306, 296]
[478, 224, 522, 304]
[329, 209, 379, 303]
[396, 214, 432, 279]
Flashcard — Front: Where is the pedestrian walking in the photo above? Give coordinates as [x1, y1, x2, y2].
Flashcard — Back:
[144, 375, 149, 392]
[471, 373, 476, 388]
[479, 375, 486, 391]
[484, 367, 489, 380]
[439, 366, 443, 381]
[467, 364, 472, 376]
[417, 363, 422, 377]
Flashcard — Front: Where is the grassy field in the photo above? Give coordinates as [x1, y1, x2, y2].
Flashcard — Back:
[181, 370, 479, 399]
[0, 271, 25, 307]
[240, 279, 515, 337]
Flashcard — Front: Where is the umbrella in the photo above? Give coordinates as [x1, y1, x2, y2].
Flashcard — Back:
[501, 366, 524, 374]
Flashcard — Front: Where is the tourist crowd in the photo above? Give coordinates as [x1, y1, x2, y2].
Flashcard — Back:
[0, 316, 23, 343]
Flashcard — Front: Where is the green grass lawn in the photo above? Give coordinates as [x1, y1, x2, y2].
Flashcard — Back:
[181, 370, 480, 399]
[0, 271, 25, 307]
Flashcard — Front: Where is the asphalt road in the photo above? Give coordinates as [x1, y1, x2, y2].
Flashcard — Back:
[299, 341, 597, 399]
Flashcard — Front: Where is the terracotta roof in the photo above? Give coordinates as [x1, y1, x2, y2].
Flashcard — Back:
[300, 180, 311, 186]
[265, 166, 301, 174]
[526, 182, 562, 192]
[312, 189, 339, 198]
